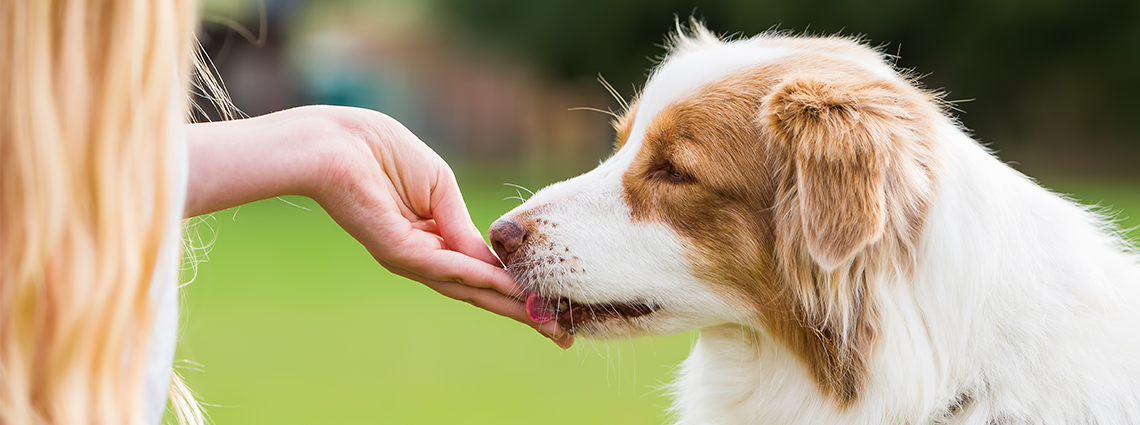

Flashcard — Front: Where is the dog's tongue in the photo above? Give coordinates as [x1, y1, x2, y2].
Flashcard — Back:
[526, 293, 557, 323]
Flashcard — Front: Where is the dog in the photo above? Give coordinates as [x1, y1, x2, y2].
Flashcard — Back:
[489, 23, 1140, 424]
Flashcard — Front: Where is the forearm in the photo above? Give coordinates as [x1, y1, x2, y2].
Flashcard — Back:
[183, 107, 338, 217]
[181, 105, 569, 346]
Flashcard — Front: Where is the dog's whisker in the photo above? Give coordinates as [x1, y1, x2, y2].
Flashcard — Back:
[568, 106, 619, 119]
[502, 182, 535, 198]
[597, 74, 629, 111]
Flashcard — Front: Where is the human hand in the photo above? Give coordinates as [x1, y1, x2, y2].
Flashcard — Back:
[184, 105, 572, 348]
[311, 107, 575, 348]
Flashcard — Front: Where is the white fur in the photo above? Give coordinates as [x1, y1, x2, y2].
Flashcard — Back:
[505, 155, 739, 337]
[497, 32, 1140, 424]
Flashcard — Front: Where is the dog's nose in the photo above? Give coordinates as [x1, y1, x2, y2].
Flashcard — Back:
[489, 219, 528, 262]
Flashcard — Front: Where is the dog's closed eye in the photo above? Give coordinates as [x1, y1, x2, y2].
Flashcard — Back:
[647, 160, 692, 183]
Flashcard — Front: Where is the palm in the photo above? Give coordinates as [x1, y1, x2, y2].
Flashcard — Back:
[317, 116, 571, 348]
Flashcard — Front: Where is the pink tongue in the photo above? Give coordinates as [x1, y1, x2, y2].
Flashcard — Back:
[526, 293, 557, 323]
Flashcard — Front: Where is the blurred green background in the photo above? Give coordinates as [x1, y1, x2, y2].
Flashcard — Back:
[179, 0, 1140, 423]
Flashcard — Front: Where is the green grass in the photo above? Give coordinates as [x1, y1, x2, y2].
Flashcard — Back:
[172, 170, 1139, 425]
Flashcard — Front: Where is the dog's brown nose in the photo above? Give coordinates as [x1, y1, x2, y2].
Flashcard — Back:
[489, 219, 528, 263]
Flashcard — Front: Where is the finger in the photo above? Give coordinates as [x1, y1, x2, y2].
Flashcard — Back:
[410, 219, 441, 236]
[418, 279, 570, 343]
[422, 280, 527, 322]
[430, 169, 503, 267]
[383, 263, 522, 312]
[382, 263, 573, 348]
[537, 320, 575, 349]
[407, 249, 527, 299]
[370, 225, 517, 296]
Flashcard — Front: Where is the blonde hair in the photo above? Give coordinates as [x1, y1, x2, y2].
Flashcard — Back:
[1, 0, 209, 424]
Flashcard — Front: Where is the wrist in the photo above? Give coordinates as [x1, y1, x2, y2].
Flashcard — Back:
[184, 106, 361, 216]
[304, 106, 395, 210]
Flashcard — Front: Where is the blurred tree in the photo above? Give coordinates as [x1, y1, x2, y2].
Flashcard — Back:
[436, 0, 1140, 174]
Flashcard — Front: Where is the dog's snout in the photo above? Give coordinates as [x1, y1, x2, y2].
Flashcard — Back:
[489, 219, 528, 262]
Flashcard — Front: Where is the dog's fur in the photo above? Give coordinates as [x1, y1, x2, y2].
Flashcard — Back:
[491, 24, 1140, 424]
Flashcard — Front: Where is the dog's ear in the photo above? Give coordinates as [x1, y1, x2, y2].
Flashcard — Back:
[763, 76, 911, 270]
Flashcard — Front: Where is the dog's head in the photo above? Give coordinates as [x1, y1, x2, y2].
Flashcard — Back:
[490, 25, 941, 403]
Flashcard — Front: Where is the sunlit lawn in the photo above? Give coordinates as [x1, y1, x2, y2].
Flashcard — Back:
[172, 168, 1139, 425]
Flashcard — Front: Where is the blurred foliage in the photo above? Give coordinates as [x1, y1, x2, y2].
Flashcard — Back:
[436, 0, 1140, 151]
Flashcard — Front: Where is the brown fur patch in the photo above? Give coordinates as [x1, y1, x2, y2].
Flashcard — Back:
[620, 43, 940, 406]
[768, 76, 906, 270]
[613, 102, 638, 150]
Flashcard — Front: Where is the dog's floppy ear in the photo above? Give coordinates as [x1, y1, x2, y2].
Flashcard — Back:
[763, 76, 910, 270]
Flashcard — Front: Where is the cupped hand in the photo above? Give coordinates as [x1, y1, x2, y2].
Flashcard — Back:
[307, 107, 574, 349]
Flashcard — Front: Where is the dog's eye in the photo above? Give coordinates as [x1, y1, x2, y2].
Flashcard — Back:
[648, 161, 691, 183]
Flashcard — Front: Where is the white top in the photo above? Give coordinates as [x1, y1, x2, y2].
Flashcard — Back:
[143, 88, 188, 424]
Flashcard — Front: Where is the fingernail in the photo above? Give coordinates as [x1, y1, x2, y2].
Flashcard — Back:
[556, 336, 574, 350]
[539, 321, 560, 338]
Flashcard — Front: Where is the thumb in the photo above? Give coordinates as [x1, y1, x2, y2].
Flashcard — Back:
[431, 169, 502, 267]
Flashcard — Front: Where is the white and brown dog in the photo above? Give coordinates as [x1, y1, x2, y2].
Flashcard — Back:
[489, 24, 1140, 424]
